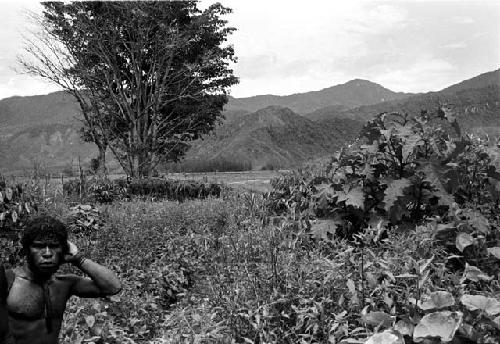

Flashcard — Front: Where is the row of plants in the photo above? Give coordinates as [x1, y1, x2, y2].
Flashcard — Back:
[63, 177, 223, 203]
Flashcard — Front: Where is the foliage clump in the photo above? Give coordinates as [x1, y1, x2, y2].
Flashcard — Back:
[63, 177, 223, 203]
[254, 108, 500, 343]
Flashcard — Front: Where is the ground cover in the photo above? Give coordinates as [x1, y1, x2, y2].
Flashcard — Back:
[1, 108, 499, 343]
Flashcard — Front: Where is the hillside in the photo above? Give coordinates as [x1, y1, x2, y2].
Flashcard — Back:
[313, 69, 500, 138]
[183, 106, 361, 169]
[440, 68, 500, 94]
[0, 92, 80, 139]
[226, 79, 413, 114]
[0, 123, 99, 174]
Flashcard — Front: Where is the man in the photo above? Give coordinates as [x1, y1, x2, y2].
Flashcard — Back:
[0, 265, 14, 344]
[0, 215, 121, 344]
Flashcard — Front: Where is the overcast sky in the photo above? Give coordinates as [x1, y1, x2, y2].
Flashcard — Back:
[0, 0, 499, 100]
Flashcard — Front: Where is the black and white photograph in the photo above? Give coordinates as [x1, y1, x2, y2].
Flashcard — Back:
[1, 0, 500, 343]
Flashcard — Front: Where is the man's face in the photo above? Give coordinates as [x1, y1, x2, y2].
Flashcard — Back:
[28, 238, 63, 274]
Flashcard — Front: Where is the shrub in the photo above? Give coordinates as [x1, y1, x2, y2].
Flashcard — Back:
[257, 108, 500, 343]
[0, 176, 38, 232]
[115, 178, 223, 202]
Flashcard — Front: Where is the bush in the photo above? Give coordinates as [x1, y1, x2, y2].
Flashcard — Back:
[115, 178, 223, 202]
[0, 176, 38, 232]
[63, 178, 122, 204]
[256, 108, 500, 343]
[64, 177, 223, 203]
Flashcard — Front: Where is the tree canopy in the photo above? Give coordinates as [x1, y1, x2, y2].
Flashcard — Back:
[21, 1, 238, 177]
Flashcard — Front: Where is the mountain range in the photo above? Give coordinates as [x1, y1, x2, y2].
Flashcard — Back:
[226, 79, 412, 114]
[0, 69, 498, 174]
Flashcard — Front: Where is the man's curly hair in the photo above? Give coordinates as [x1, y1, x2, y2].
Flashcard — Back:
[21, 216, 69, 256]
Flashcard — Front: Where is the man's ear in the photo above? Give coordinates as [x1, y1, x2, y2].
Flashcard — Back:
[63, 241, 70, 255]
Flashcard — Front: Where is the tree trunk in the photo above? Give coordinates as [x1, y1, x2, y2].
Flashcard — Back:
[96, 144, 107, 176]
[138, 153, 153, 178]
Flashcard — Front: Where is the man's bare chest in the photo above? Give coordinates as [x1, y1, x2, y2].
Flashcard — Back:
[7, 276, 70, 320]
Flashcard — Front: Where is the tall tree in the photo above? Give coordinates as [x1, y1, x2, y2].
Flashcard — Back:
[21, 1, 238, 177]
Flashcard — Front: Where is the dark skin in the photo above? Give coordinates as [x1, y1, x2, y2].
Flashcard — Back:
[5, 239, 121, 344]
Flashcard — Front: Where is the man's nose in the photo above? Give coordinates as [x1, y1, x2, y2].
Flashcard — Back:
[42, 247, 53, 258]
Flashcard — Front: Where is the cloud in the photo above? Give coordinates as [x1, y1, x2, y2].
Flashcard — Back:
[373, 56, 456, 92]
[449, 16, 475, 24]
[0, 75, 61, 100]
[346, 4, 409, 35]
[235, 55, 320, 80]
[443, 42, 467, 49]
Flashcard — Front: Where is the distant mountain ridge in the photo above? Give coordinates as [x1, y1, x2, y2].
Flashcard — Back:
[312, 69, 500, 137]
[226, 79, 413, 114]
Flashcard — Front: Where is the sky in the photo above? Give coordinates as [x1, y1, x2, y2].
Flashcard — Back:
[0, 0, 499, 100]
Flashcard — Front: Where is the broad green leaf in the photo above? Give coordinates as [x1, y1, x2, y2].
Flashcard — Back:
[413, 311, 462, 343]
[11, 210, 18, 224]
[346, 279, 359, 305]
[384, 179, 411, 211]
[493, 316, 500, 330]
[440, 106, 457, 123]
[462, 263, 492, 282]
[487, 147, 500, 171]
[421, 163, 454, 205]
[361, 311, 394, 328]
[314, 183, 335, 196]
[394, 319, 414, 336]
[344, 187, 364, 209]
[464, 210, 490, 234]
[395, 273, 418, 278]
[418, 291, 455, 310]
[418, 255, 434, 274]
[311, 219, 339, 240]
[393, 124, 413, 138]
[362, 164, 374, 180]
[339, 339, 365, 344]
[0, 212, 5, 222]
[361, 143, 378, 154]
[487, 247, 500, 259]
[4, 187, 12, 201]
[365, 330, 404, 344]
[460, 295, 500, 316]
[455, 233, 474, 252]
[380, 129, 393, 139]
[0, 191, 3, 203]
[402, 133, 421, 161]
[85, 315, 96, 328]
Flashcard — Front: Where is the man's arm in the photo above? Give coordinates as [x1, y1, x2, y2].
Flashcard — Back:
[69, 257, 122, 298]
[0, 265, 12, 342]
[64, 242, 121, 297]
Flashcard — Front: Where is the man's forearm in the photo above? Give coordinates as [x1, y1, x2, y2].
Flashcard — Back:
[75, 257, 122, 295]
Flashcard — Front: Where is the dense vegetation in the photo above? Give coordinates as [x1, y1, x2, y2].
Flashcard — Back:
[0, 107, 499, 343]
